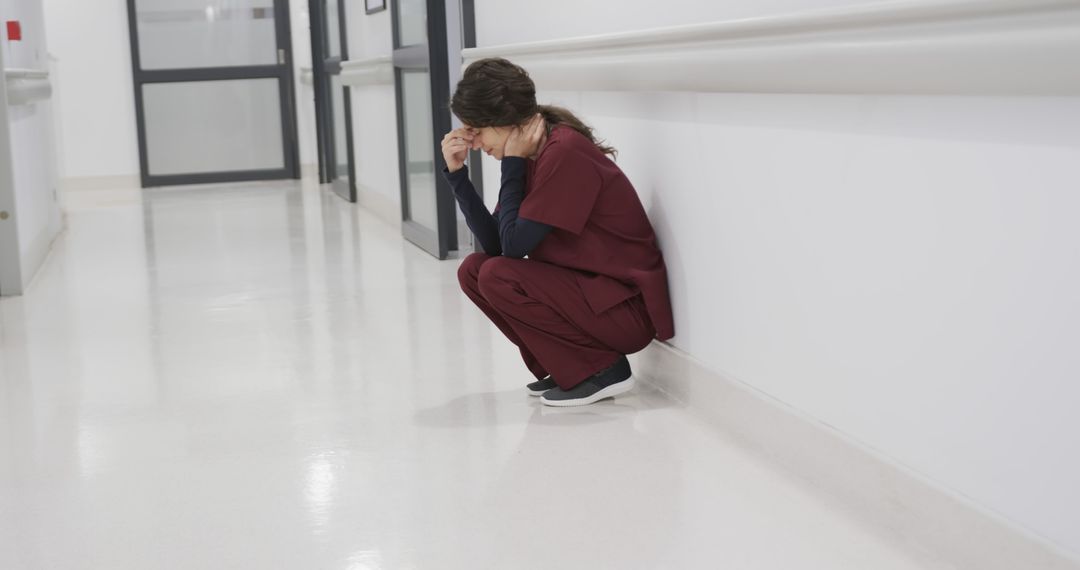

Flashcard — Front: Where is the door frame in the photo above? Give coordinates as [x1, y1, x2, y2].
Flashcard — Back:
[390, 0, 458, 259]
[460, 0, 484, 252]
[125, 0, 301, 188]
[309, 0, 357, 202]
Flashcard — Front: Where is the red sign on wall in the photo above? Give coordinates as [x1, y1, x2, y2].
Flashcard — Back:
[6, 21, 22, 41]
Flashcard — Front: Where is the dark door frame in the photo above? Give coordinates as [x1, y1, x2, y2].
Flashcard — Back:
[460, 0, 484, 252]
[125, 0, 301, 188]
[390, 0, 458, 259]
[309, 0, 357, 202]
[309, 0, 330, 183]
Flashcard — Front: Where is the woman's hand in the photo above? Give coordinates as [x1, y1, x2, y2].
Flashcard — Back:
[442, 128, 479, 173]
[503, 114, 546, 159]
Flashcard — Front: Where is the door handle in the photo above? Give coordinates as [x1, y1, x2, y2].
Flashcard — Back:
[278, 49, 287, 65]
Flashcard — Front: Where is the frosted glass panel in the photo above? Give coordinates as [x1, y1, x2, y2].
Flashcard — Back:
[396, 0, 427, 47]
[144, 79, 284, 175]
[136, 0, 277, 69]
[402, 71, 436, 229]
[326, 0, 341, 58]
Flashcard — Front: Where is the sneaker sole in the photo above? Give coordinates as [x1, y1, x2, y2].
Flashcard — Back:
[540, 377, 635, 407]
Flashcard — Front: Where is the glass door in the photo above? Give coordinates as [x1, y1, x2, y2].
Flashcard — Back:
[310, 0, 356, 201]
[391, 0, 457, 259]
[126, 0, 300, 187]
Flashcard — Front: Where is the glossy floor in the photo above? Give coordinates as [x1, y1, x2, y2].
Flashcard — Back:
[0, 180, 946, 569]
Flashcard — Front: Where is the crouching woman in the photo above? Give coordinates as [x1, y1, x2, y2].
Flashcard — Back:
[441, 58, 675, 407]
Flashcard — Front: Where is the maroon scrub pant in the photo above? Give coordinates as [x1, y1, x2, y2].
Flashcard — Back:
[458, 253, 655, 390]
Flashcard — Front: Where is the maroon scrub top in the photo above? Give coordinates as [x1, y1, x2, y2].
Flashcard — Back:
[519, 125, 675, 341]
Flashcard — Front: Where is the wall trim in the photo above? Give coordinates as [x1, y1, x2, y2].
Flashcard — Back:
[356, 183, 400, 229]
[631, 341, 1080, 569]
[340, 56, 394, 87]
[58, 175, 142, 192]
[4, 68, 53, 106]
[462, 0, 1080, 95]
[18, 219, 63, 295]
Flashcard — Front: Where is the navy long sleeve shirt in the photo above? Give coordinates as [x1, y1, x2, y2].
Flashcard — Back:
[443, 158, 552, 258]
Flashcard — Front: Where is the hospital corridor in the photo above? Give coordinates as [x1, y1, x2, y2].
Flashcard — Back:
[2, 0, 1079, 568]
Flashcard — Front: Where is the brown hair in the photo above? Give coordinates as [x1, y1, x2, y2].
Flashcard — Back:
[450, 58, 617, 158]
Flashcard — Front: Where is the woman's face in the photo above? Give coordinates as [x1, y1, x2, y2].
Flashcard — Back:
[466, 125, 515, 160]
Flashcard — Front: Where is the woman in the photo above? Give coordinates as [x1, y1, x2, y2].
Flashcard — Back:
[441, 58, 674, 407]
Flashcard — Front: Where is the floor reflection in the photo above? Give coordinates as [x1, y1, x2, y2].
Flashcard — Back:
[0, 180, 947, 570]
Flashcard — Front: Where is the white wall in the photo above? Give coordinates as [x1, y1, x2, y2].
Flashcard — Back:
[474, 0, 1080, 558]
[2, 0, 62, 293]
[7, 95, 60, 287]
[343, 2, 399, 219]
[41, 0, 139, 182]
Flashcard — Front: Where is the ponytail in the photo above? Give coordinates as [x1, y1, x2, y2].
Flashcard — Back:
[537, 105, 618, 159]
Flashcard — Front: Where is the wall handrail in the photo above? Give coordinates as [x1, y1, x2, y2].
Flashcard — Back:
[5, 68, 50, 80]
[340, 56, 393, 87]
[4, 68, 52, 106]
[461, 0, 1080, 95]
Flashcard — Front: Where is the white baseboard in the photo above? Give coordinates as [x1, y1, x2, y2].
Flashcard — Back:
[59, 175, 140, 192]
[356, 184, 400, 230]
[17, 220, 63, 294]
[630, 341, 1080, 569]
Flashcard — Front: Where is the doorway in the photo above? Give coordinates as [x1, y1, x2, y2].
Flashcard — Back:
[126, 0, 301, 187]
[309, 0, 357, 202]
[390, 0, 457, 259]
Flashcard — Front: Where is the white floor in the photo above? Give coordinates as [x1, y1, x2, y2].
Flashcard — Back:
[0, 179, 950, 570]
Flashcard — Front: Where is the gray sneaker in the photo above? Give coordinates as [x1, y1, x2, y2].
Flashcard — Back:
[540, 356, 634, 407]
[526, 375, 558, 396]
